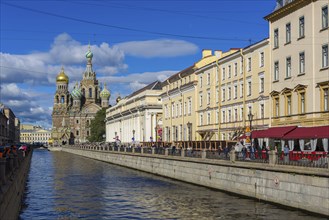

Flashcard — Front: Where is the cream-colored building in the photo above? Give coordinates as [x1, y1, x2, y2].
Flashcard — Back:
[161, 65, 197, 142]
[195, 49, 239, 141]
[265, 0, 329, 127]
[105, 81, 162, 143]
[20, 128, 51, 145]
[219, 39, 270, 140]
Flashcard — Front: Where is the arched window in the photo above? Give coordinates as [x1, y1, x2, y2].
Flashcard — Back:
[56, 96, 59, 103]
[89, 88, 92, 98]
[82, 88, 85, 97]
[61, 96, 65, 103]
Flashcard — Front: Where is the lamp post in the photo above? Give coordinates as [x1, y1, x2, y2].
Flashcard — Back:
[248, 112, 254, 144]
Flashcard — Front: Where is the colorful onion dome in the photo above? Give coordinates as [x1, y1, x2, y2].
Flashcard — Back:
[56, 67, 69, 83]
[85, 45, 93, 59]
[71, 82, 82, 100]
[100, 83, 111, 99]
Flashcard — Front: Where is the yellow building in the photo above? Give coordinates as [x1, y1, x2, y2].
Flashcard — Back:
[265, 0, 329, 127]
[219, 39, 270, 140]
[20, 128, 51, 145]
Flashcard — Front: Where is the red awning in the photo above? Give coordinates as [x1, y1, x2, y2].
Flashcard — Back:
[252, 126, 297, 138]
[283, 126, 329, 139]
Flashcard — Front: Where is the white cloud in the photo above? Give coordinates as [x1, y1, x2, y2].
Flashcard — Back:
[115, 39, 198, 57]
[0, 33, 128, 86]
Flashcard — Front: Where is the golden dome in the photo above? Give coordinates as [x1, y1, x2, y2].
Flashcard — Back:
[56, 67, 69, 83]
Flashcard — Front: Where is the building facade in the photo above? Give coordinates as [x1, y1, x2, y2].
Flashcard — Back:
[219, 39, 270, 140]
[265, 0, 329, 127]
[20, 128, 51, 145]
[0, 103, 20, 145]
[51, 48, 110, 145]
[105, 81, 162, 143]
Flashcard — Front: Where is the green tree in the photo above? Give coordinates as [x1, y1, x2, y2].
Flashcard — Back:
[87, 108, 106, 142]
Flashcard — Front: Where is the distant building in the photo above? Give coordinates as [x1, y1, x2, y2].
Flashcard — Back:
[0, 103, 20, 145]
[51, 47, 110, 145]
[20, 127, 51, 145]
[105, 81, 162, 143]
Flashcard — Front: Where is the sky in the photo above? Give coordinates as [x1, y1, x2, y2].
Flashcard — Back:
[0, 0, 275, 129]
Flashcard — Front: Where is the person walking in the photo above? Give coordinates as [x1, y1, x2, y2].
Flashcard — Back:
[284, 144, 290, 163]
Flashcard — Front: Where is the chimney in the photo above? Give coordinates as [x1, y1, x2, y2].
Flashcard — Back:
[214, 50, 222, 58]
[202, 49, 212, 58]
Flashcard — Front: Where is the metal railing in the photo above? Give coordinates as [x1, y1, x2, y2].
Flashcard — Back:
[69, 143, 329, 169]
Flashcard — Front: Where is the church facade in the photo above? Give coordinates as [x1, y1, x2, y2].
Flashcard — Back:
[51, 48, 110, 145]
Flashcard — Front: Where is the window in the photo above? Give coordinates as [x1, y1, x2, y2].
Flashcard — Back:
[300, 92, 305, 114]
[234, 84, 237, 99]
[322, 5, 328, 29]
[200, 114, 203, 126]
[324, 88, 329, 111]
[228, 86, 231, 100]
[172, 103, 175, 117]
[286, 57, 291, 78]
[200, 76, 203, 87]
[240, 82, 244, 98]
[89, 88, 92, 98]
[234, 63, 238, 76]
[207, 91, 211, 105]
[248, 80, 252, 96]
[275, 97, 280, 117]
[260, 77, 264, 93]
[207, 73, 210, 85]
[228, 65, 232, 78]
[222, 68, 226, 80]
[61, 96, 65, 103]
[179, 102, 182, 116]
[260, 104, 264, 119]
[322, 44, 328, 68]
[299, 16, 305, 38]
[240, 107, 244, 121]
[299, 52, 305, 74]
[222, 111, 226, 123]
[207, 112, 211, 125]
[234, 109, 238, 122]
[76, 119, 79, 124]
[222, 88, 226, 101]
[274, 28, 279, 48]
[199, 94, 203, 107]
[228, 110, 231, 122]
[188, 98, 192, 114]
[248, 57, 251, 72]
[274, 61, 279, 81]
[260, 52, 264, 67]
[286, 23, 291, 43]
[287, 95, 292, 115]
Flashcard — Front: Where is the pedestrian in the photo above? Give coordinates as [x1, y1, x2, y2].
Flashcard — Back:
[284, 144, 290, 163]
[241, 145, 247, 160]
[250, 144, 255, 160]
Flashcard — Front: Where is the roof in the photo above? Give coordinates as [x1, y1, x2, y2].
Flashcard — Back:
[127, 81, 162, 99]
[282, 126, 329, 139]
[252, 126, 297, 138]
[161, 65, 195, 86]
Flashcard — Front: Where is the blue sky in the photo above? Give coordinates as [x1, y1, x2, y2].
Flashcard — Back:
[0, 0, 275, 129]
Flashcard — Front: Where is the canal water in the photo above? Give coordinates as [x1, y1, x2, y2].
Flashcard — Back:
[20, 149, 325, 219]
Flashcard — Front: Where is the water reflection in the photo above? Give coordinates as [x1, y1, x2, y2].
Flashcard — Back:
[20, 150, 326, 219]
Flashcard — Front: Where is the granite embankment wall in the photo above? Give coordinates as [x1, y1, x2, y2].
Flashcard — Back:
[0, 151, 32, 220]
[62, 147, 329, 216]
